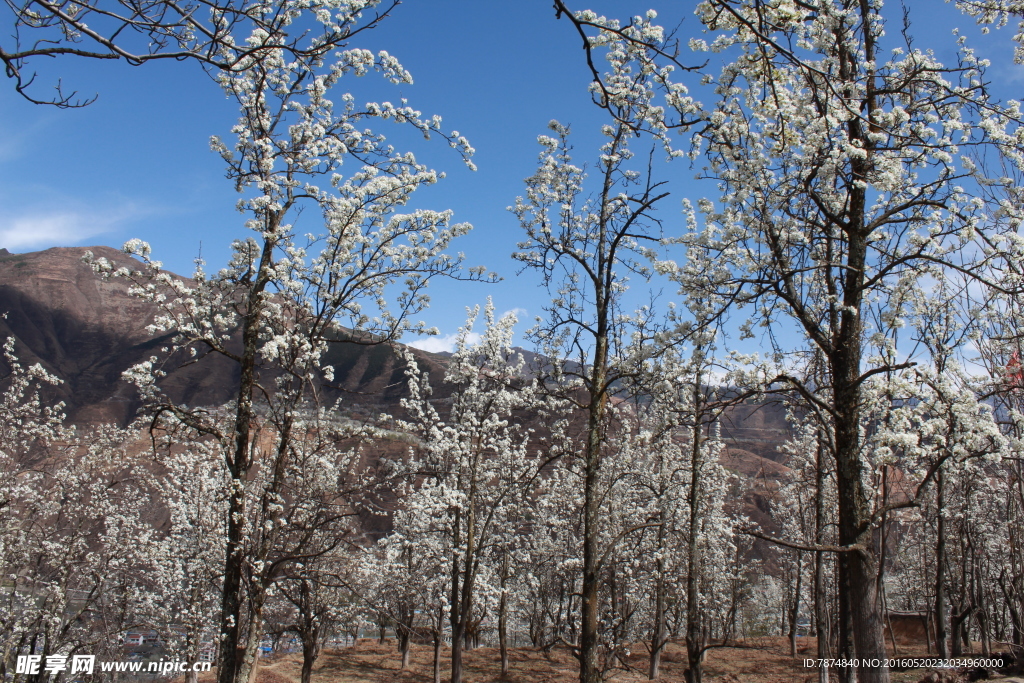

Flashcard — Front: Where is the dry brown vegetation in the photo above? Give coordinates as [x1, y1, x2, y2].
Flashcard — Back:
[192, 638, 1012, 683]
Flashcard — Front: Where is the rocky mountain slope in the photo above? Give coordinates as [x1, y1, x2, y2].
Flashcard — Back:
[0, 246, 794, 491]
[0, 246, 448, 425]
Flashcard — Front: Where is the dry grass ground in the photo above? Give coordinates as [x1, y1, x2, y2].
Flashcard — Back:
[206, 638, 1012, 683]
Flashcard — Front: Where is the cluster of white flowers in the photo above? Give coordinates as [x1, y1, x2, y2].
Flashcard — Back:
[0, 337, 159, 666]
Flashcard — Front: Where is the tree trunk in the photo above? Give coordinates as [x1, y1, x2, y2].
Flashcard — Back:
[977, 607, 991, 656]
[935, 469, 948, 658]
[499, 553, 510, 676]
[399, 630, 411, 670]
[579, 369, 606, 683]
[300, 641, 317, 683]
[683, 380, 705, 683]
[449, 569, 477, 683]
[218, 480, 248, 683]
[450, 624, 464, 683]
[297, 580, 323, 683]
[789, 553, 803, 658]
[649, 567, 665, 680]
[951, 605, 974, 657]
[25, 634, 45, 683]
[845, 548, 888, 682]
[882, 590, 898, 657]
[450, 572, 475, 683]
[831, 230, 889, 683]
[449, 481, 481, 683]
[999, 572, 1023, 646]
[814, 437, 831, 683]
[217, 234, 276, 683]
[433, 633, 442, 683]
[236, 583, 269, 683]
[300, 633, 320, 683]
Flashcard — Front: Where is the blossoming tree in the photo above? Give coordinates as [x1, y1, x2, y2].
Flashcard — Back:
[395, 301, 550, 683]
[87, 5, 488, 679]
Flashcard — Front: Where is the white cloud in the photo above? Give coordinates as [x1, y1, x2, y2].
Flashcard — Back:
[407, 331, 482, 354]
[0, 203, 141, 250]
[407, 307, 527, 354]
[0, 213, 110, 249]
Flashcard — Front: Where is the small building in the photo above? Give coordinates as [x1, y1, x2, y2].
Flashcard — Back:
[123, 633, 145, 646]
[884, 611, 931, 650]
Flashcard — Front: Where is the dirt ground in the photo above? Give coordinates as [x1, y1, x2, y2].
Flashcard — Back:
[218, 638, 1014, 683]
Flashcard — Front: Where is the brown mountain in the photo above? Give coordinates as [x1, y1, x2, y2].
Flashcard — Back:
[0, 243, 798, 555]
[0, 246, 792, 485]
[0, 246, 449, 425]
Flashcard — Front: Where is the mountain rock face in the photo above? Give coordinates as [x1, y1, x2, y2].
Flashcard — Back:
[0, 246, 172, 424]
[0, 245, 796, 554]
[0, 246, 793, 490]
[0, 246, 448, 425]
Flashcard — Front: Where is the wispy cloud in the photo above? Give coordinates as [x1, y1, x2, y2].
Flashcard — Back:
[0, 203, 141, 251]
[0, 213, 108, 249]
[407, 306, 528, 354]
[407, 331, 483, 354]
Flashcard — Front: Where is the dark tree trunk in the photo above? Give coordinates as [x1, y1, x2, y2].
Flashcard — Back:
[217, 233, 276, 683]
[935, 469, 948, 658]
[836, 530, 855, 683]
[433, 632, 442, 683]
[999, 573, 1023, 646]
[399, 630, 411, 670]
[814, 437, 831, 683]
[450, 621, 464, 683]
[499, 553, 510, 676]
[296, 580, 324, 683]
[579, 383, 605, 683]
[977, 606, 991, 656]
[684, 383, 706, 683]
[218, 430, 252, 683]
[830, 224, 889, 683]
[951, 605, 974, 657]
[300, 641, 318, 683]
[789, 553, 804, 658]
[649, 560, 665, 680]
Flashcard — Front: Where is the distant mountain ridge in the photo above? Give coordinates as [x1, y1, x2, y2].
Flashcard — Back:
[0, 246, 794, 498]
[0, 246, 449, 425]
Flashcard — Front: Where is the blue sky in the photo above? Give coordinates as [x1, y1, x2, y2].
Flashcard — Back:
[1, 0, 1020, 352]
